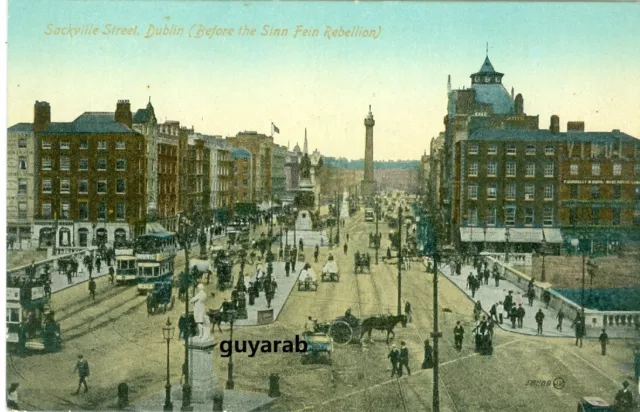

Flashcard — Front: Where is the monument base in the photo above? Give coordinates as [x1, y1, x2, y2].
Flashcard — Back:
[182, 338, 218, 404]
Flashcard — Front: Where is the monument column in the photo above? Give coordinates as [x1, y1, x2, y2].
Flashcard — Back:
[361, 105, 375, 198]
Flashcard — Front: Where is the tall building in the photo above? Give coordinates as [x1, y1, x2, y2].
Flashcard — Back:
[271, 144, 288, 202]
[156, 121, 181, 231]
[227, 131, 273, 202]
[361, 105, 376, 198]
[131, 99, 159, 220]
[231, 148, 253, 206]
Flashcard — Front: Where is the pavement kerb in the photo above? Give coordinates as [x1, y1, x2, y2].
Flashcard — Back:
[437, 266, 583, 339]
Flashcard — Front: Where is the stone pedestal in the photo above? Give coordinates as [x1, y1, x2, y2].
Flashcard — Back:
[295, 211, 313, 231]
[187, 338, 218, 404]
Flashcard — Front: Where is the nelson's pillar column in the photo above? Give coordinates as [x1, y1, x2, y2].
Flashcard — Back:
[361, 105, 376, 199]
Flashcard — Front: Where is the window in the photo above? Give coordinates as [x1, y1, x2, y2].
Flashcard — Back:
[592, 163, 601, 176]
[60, 201, 70, 219]
[18, 179, 27, 194]
[526, 163, 536, 177]
[79, 180, 88, 194]
[98, 202, 107, 220]
[116, 178, 126, 194]
[97, 180, 107, 194]
[613, 163, 622, 176]
[506, 183, 516, 200]
[570, 208, 577, 226]
[79, 202, 89, 220]
[42, 202, 52, 219]
[42, 157, 52, 170]
[524, 184, 535, 200]
[42, 179, 52, 194]
[80, 139, 88, 150]
[544, 145, 554, 155]
[98, 141, 107, 151]
[487, 206, 497, 226]
[60, 141, 70, 150]
[591, 185, 600, 199]
[570, 164, 579, 176]
[116, 203, 126, 220]
[18, 157, 27, 170]
[525, 145, 536, 155]
[488, 144, 497, 155]
[60, 179, 70, 194]
[544, 163, 554, 177]
[570, 185, 579, 199]
[468, 162, 478, 177]
[612, 207, 621, 226]
[543, 207, 553, 227]
[97, 158, 107, 171]
[60, 157, 70, 171]
[468, 144, 479, 155]
[116, 159, 126, 171]
[468, 183, 478, 200]
[592, 207, 600, 225]
[487, 161, 497, 177]
[507, 145, 516, 155]
[41, 140, 52, 149]
[79, 158, 88, 171]
[487, 183, 497, 200]
[18, 202, 27, 219]
[18, 138, 27, 148]
[544, 184, 554, 200]
[614, 184, 621, 199]
[525, 207, 535, 226]
[505, 206, 516, 226]
[468, 208, 478, 226]
[506, 162, 516, 177]
[116, 141, 126, 150]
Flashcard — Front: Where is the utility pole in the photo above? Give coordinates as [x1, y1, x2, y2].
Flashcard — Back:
[336, 192, 340, 245]
[397, 206, 402, 316]
[431, 252, 442, 412]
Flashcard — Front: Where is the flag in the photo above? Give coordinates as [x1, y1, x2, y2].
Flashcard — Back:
[272, 122, 280, 134]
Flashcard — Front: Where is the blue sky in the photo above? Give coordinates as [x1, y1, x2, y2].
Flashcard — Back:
[7, 1, 640, 160]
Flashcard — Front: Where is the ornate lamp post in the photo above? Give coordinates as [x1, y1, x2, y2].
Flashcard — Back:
[397, 206, 402, 316]
[335, 192, 340, 245]
[505, 227, 511, 263]
[162, 317, 175, 411]
[177, 215, 192, 411]
[226, 309, 238, 390]
[540, 238, 547, 282]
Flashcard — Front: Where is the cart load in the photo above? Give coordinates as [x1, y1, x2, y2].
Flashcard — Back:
[321, 259, 339, 282]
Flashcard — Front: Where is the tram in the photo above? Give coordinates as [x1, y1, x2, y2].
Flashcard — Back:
[364, 208, 375, 222]
[135, 232, 177, 294]
[114, 246, 136, 285]
[7, 276, 61, 355]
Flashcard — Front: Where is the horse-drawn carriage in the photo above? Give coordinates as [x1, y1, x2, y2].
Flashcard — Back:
[302, 333, 334, 365]
[321, 257, 339, 282]
[576, 397, 614, 412]
[354, 252, 371, 274]
[297, 264, 318, 291]
[215, 258, 233, 291]
[368, 233, 381, 249]
[146, 281, 175, 315]
[315, 311, 407, 344]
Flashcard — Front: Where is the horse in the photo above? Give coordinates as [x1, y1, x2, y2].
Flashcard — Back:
[359, 314, 407, 343]
[206, 309, 226, 333]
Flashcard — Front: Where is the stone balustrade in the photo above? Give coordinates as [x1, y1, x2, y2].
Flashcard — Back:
[482, 252, 532, 267]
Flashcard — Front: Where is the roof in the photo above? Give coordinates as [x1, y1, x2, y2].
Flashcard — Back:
[39, 112, 138, 134]
[478, 56, 496, 74]
[468, 128, 638, 142]
[471, 83, 514, 115]
[232, 148, 252, 159]
[140, 231, 174, 239]
[132, 109, 149, 123]
[8, 122, 33, 132]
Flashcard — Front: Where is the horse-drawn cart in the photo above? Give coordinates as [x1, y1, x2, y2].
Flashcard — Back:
[302, 333, 334, 365]
[146, 282, 175, 315]
[316, 312, 407, 344]
[354, 253, 371, 274]
[297, 265, 318, 291]
[321, 259, 339, 282]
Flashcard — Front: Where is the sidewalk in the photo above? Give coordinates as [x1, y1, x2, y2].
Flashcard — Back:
[49, 254, 112, 295]
[136, 385, 275, 412]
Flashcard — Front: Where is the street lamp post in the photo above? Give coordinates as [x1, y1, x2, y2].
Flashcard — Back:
[570, 238, 586, 315]
[226, 309, 238, 390]
[431, 252, 442, 412]
[178, 216, 192, 411]
[397, 206, 402, 316]
[375, 197, 379, 265]
[336, 192, 340, 245]
[540, 239, 547, 282]
[505, 227, 511, 263]
[163, 317, 175, 411]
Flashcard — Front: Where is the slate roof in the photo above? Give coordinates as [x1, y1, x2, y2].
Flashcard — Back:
[39, 112, 138, 134]
[469, 128, 638, 142]
[478, 56, 496, 74]
[132, 109, 149, 123]
[471, 83, 514, 115]
[232, 148, 252, 159]
[8, 122, 33, 132]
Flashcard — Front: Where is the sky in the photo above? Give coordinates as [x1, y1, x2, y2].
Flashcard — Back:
[6, 1, 640, 161]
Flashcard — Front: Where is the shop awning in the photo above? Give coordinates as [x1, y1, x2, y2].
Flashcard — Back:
[507, 228, 543, 243]
[459, 227, 505, 242]
[542, 228, 564, 243]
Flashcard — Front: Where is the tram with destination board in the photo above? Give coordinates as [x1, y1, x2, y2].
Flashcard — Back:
[114, 246, 136, 285]
[364, 208, 375, 222]
[135, 232, 177, 293]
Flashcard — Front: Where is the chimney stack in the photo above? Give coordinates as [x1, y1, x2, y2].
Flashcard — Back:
[567, 121, 585, 132]
[34, 101, 51, 134]
[550, 115, 560, 133]
[515, 93, 524, 115]
[115, 99, 132, 128]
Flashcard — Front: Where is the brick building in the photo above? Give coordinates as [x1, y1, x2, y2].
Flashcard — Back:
[227, 131, 273, 202]
[231, 148, 253, 205]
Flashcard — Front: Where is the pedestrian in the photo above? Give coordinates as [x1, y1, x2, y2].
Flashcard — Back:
[516, 304, 525, 328]
[490, 303, 498, 323]
[497, 301, 504, 324]
[572, 313, 585, 348]
[88, 278, 96, 300]
[67, 268, 73, 285]
[108, 266, 115, 284]
[515, 291, 523, 307]
[483, 268, 490, 285]
[314, 248, 319, 263]
[291, 254, 297, 272]
[386, 247, 392, 261]
[95, 257, 102, 274]
[453, 321, 465, 350]
[535, 309, 545, 335]
[470, 277, 478, 299]
[388, 344, 400, 377]
[510, 306, 518, 329]
[7, 383, 19, 410]
[504, 291, 513, 314]
[398, 341, 410, 376]
[299, 238, 304, 251]
[285, 260, 290, 277]
[473, 301, 483, 321]
[73, 355, 90, 394]
[466, 273, 472, 290]
[542, 290, 551, 309]
[421, 340, 434, 369]
[599, 329, 609, 356]
[614, 381, 634, 412]
[405, 301, 412, 323]
[556, 307, 565, 331]
[493, 265, 500, 287]
[346, 233, 350, 242]
[527, 287, 535, 307]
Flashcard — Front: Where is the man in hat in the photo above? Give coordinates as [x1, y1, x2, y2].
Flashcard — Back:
[599, 329, 609, 356]
[614, 381, 633, 412]
[453, 321, 464, 350]
[73, 355, 90, 394]
[535, 309, 545, 335]
[398, 341, 410, 377]
[387, 344, 400, 377]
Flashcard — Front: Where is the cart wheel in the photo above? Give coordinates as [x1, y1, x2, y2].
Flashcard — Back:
[329, 321, 353, 345]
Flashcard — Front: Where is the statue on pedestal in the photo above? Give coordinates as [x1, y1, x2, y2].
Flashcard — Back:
[190, 283, 212, 342]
